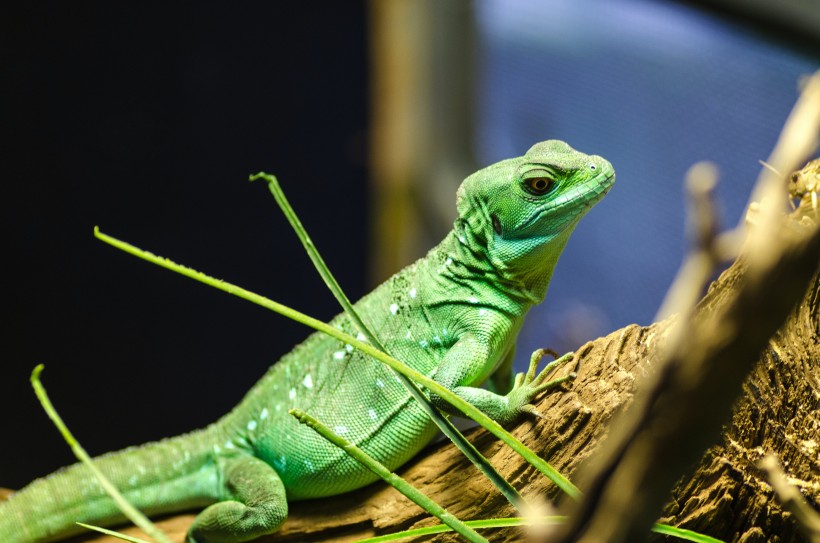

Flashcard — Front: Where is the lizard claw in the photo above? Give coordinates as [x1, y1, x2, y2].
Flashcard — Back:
[526, 348, 562, 382]
[520, 404, 545, 419]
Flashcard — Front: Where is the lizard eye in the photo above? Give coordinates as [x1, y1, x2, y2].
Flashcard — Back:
[524, 177, 555, 196]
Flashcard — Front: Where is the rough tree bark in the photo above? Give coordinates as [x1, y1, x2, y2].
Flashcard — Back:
[657, 216, 820, 543]
[3, 196, 815, 543]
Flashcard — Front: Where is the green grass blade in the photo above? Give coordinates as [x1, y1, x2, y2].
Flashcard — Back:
[353, 518, 724, 543]
[93, 227, 580, 499]
[30, 365, 172, 543]
[290, 408, 488, 543]
[355, 516, 564, 543]
[652, 523, 726, 543]
[251, 171, 525, 509]
[75, 522, 152, 543]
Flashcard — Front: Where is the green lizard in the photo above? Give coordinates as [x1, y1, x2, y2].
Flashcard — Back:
[0, 140, 614, 543]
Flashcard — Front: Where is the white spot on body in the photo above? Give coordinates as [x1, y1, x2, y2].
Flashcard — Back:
[368, 408, 378, 421]
[458, 235, 466, 244]
[260, 408, 269, 420]
[375, 378, 385, 388]
[247, 420, 257, 431]
[389, 303, 399, 315]
[334, 425, 348, 435]
[479, 309, 488, 316]
[289, 388, 297, 400]
[128, 475, 138, 487]
[419, 340, 429, 348]
[345, 344, 354, 353]
[333, 350, 346, 360]
[356, 332, 368, 342]
[409, 288, 417, 298]
[446, 257, 453, 266]
[213, 445, 221, 454]
[225, 441, 235, 449]
[303, 374, 313, 389]
[468, 296, 478, 304]
[304, 459, 315, 473]
[275, 404, 282, 412]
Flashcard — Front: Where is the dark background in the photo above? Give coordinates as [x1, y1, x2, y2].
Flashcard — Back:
[1, 3, 369, 488]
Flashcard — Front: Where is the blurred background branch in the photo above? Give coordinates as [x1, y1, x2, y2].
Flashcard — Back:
[555, 71, 820, 543]
[369, 0, 476, 282]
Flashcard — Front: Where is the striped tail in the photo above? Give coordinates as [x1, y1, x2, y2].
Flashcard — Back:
[0, 424, 222, 543]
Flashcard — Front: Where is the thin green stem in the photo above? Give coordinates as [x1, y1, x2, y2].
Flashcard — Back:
[250, 172, 525, 509]
[30, 365, 172, 543]
[652, 523, 726, 543]
[352, 518, 724, 543]
[356, 517, 563, 543]
[250, 172, 362, 335]
[94, 227, 580, 500]
[75, 523, 152, 543]
[356, 517, 565, 543]
[290, 408, 487, 543]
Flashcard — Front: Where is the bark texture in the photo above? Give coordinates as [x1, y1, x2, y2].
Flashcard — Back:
[659, 262, 820, 541]
[2, 216, 818, 543]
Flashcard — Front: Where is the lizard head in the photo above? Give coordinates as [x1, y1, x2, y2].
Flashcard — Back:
[455, 140, 615, 297]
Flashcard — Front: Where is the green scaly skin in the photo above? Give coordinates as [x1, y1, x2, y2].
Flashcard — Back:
[0, 140, 614, 543]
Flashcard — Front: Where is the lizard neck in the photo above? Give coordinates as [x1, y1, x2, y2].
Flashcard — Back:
[443, 218, 577, 309]
[438, 224, 539, 312]
[513, 224, 577, 302]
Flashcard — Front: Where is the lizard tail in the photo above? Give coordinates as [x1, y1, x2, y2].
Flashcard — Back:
[0, 424, 223, 543]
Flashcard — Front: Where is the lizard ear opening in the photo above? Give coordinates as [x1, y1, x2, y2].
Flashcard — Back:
[491, 214, 503, 236]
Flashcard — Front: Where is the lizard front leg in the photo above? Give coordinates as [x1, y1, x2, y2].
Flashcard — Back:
[428, 335, 574, 426]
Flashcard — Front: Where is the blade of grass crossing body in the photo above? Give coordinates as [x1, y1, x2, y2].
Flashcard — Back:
[250, 172, 525, 509]
[75, 523, 152, 543]
[290, 408, 488, 543]
[93, 228, 580, 500]
[30, 365, 173, 543]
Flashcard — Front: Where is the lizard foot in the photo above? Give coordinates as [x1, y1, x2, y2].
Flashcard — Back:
[504, 349, 576, 422]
